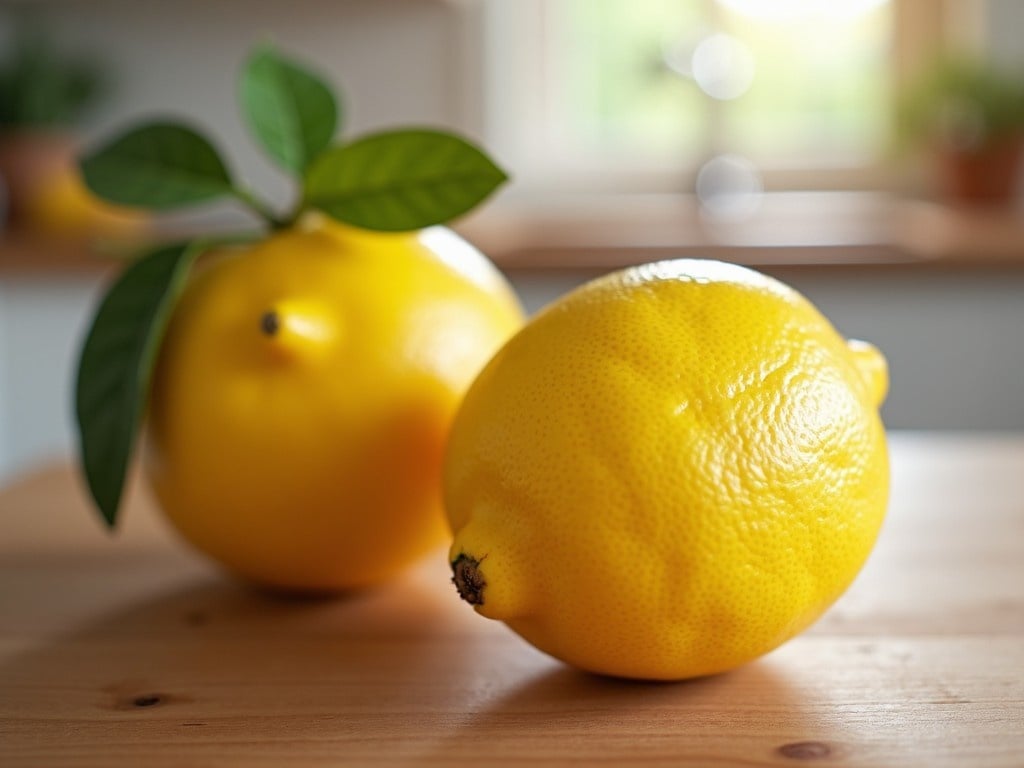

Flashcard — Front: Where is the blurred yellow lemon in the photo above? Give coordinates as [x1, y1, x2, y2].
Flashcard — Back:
[445, 259, 888, 680]
[147, 215, 523, 591]
[22, 166, 147, 240]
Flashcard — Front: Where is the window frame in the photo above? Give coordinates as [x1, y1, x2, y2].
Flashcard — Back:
[461, 0, 989, 197]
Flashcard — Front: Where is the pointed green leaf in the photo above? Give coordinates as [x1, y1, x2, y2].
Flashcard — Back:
[304, 129, 508, 231]
[80, 122, 233, 209]
[241, 45, 338, 174]
[75, 241, 203, 528]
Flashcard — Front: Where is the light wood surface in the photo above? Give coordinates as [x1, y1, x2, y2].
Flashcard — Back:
[1, 433, 1022, 767]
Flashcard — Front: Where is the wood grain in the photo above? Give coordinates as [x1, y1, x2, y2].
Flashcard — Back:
[1, 433, 1022, 767]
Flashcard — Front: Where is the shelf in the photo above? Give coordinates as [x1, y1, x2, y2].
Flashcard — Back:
[4, 193, 1024, 277]
[456, 192, 1024, 271]
[0, 231, 131, 277]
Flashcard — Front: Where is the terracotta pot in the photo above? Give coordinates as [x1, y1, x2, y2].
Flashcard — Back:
[934, 136, 1024, 206]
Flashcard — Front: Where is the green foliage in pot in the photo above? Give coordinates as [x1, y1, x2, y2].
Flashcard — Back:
[897, 57, 1024, 153]
[0, 16, 105, 130]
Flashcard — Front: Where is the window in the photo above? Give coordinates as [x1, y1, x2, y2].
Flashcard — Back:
[478, 0, 984, 196]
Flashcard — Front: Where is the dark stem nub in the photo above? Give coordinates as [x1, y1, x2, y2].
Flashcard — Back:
[451, 553, 486, 606]
[260, 309, 280, 337]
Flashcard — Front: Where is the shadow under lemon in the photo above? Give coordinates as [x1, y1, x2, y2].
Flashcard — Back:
[431, 657, 853, 766]
[0, 555, 473, 763]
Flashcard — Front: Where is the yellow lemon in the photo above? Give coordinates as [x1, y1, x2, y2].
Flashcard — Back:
[146, 215, 523, 591]
[445, 259, 889, 680]
[22, 166, 148, 240]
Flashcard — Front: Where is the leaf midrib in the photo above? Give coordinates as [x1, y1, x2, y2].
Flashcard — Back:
[311, 167, 504, 205]
[94, 153, 230, 194]
[258, 64, 307, 170]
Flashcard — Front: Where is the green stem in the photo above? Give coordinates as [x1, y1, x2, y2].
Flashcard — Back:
[278, 189, 313, 230]
[279, 203, 309, 230]
[232, 187, 288, 230]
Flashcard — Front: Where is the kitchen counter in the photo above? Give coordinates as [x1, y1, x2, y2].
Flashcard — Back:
[1, 432, 1022, 766]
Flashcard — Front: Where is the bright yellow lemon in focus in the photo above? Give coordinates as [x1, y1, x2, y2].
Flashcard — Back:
[445, 259, 889, 680]
[146, 215, 523, 591]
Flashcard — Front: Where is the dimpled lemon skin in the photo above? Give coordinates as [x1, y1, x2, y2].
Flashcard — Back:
[444, 259, 889, 681]
[146, 216, 523, 592]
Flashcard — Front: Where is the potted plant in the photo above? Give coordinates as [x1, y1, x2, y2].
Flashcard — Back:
[898, 57, 1024, 205]
[0, 17, 140, 237]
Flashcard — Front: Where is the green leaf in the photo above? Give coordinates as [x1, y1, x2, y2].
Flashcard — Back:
[75, 241, 203, 528]
[304, 129, 508, 231]
[80, 122, 233, 209]
[241, 45, 338, 174]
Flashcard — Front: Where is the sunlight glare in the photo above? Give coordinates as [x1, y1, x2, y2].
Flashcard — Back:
[692, 33, 756, 101]
[715, 0, 890, 23]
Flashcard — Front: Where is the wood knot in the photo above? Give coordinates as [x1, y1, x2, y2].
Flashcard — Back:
[105, 683, 191, 712]
[777, 741, 833, 760]
[132, 694, 162, 708]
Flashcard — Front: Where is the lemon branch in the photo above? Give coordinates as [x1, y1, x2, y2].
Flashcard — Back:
[73, 42, 510, 530]
[232, 185, 289, 230]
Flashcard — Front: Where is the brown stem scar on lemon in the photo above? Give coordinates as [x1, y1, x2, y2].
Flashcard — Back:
[451, 553, 486, 605]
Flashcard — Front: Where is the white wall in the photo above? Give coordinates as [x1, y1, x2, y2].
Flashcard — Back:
[985, 0, 1024, 69]
[0, 273, 107, 483]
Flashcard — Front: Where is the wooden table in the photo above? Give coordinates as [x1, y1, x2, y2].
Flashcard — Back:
[1, 433, 1022, 767]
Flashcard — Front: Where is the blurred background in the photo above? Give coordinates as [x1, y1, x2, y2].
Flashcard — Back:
[1, 0, 1023, 483]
